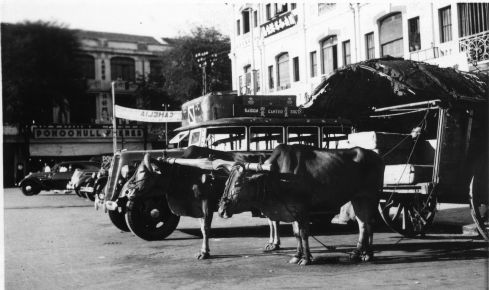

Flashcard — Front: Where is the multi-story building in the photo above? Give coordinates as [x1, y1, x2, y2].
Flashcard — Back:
[230, 2, 489, 105]
[3, 29, 171, 186]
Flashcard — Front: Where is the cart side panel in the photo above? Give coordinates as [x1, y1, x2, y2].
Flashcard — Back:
[437, 109, 472, 203]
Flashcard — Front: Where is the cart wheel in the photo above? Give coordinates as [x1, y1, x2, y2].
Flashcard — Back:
[469, 175, 489, 241]
[379, 193, 437, 237]
[125, 197, 180, 241]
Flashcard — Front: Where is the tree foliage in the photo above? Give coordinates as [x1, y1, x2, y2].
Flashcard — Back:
[161, 26, 232, 103]
[1, 21, 85, 125]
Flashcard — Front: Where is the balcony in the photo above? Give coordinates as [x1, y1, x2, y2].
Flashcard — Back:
[459, 31, 489, 65]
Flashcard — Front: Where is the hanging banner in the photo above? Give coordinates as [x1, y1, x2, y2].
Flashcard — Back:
[114, 105, 182, 123]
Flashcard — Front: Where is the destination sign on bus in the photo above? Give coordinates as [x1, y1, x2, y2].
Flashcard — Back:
[236, 105, 303, 118]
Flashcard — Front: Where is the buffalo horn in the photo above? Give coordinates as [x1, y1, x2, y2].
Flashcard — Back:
[143, 153, 153, 173]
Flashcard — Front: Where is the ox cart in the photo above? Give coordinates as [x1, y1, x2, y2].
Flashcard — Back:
[363, 99, 488, 239]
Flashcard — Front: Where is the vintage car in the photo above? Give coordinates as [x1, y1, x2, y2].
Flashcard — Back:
[19, 161, 100, 196]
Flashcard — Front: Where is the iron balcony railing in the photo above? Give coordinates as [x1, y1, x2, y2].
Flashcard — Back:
[459, 30, 489, 64]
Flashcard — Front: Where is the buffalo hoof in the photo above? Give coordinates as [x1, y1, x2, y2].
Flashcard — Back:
[288, 255, 301, 264]
[197, 252, 210, 260]
[263, 243, 281, 252]
[362, 251, 374, 262]
[298, 258, 312, 266]
[349, 250, 362, 262]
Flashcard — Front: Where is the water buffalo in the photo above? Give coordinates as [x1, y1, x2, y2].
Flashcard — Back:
[129, 146, 279, 259]
[218, 144, 384, 265]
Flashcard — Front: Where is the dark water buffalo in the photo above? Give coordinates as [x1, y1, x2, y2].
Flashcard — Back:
[130, 146, 274, 259]
[218, 144, 384, 265]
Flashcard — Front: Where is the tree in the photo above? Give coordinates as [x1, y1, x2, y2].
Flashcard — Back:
[160, 26, 232, 103]
[1, 21, 85, 125]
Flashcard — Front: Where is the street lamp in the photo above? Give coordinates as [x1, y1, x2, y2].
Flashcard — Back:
[111, 81, 117, 153]
[195, 51, 218, 95]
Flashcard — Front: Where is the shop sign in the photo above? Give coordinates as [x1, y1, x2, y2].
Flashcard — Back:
[32, 125, 144, 139]
[261, 12, 298, 38]
[115, 105, 182, 123]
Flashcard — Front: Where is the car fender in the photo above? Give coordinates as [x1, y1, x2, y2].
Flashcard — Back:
[19, 177, 42, 188]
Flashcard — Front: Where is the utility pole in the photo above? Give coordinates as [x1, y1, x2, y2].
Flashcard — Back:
[111, 81, 117, 153]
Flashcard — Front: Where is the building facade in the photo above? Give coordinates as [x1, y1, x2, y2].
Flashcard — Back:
[3, 30, 170, 186]
[230, 2, 489, 105]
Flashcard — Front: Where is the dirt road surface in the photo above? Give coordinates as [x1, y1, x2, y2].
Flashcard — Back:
[4, 188, 488, 289]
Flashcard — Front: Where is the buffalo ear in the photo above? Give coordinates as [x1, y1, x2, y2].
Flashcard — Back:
[143, 153, 153, 173]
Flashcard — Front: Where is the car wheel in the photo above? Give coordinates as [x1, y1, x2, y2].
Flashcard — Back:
[21, 180, 41, 196]
[125, 197, 180, 241]
[86, 192, 96, 202]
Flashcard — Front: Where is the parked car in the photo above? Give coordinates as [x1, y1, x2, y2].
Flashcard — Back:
[19, 161, 100, 196]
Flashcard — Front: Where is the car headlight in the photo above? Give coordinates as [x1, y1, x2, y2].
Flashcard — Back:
[121, 165, 129, 178]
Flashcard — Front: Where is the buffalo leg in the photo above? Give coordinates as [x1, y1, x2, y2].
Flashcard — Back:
[289, 221, 303, 264]
[264, 219, 281, 252]
[351, 196, 376, 261]
[298, 219, 312, 265]
[197, 199, 212, 260]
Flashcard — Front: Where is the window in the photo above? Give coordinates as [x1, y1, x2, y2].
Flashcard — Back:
[255, 70, 260, 92]
[110, 57, 135, 81]
[322, 126, 349, 149]
[242, 10, 250, 34]
[310, 51, 317, 77]
[237, 19, 241, 35]
[291, 3, 297, 10]
[275, 4, 288, 15]
[266, 4, 271, 20]
[458, 3, 489, 37]
[342, 40, 351, 65]
[365, 32, 375, 60]
[76, 54, 95, 79]
[318, 3, 336, 16]
[253, 10, 258, 27]
[408, 17, 421, 52]
[250, 127, 284, 151]
[380, 13, 403, 57]
[439, 6, 452, 43]
[268, 65, 274, 89]
[287, 126, 319, 147]
[241, 65, 251, 94]
[293, 57, 300, 82]
[276, 53, 290, 90]
[206, 127, 246, 151]
[321, 36, 338, 75]
[149, 60, 163, 80]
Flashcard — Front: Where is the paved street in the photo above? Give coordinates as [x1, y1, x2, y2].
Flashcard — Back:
[4, 187, 488, 289]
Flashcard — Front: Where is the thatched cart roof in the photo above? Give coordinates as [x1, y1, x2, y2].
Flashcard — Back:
[303, 58, 488, 120]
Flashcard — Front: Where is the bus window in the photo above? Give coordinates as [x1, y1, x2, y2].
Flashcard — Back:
[250, 127, 284, 151]
[169, 131, 189, 149]
[206, 127, 246, 151]
[322, 126, 350, 149]
[287, 126, 319, 147]
[189, 130, 201, 146]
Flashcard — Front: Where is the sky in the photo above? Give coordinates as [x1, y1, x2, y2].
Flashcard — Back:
[0, 0, 234, 39]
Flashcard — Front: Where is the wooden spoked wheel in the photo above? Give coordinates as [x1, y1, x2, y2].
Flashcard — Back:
[379, 192, 437, 237]
[469, 176, 489, 241]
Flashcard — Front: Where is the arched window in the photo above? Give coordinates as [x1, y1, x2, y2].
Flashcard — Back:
[76, 54, 95, 79]
[320, 35, 337, 75]
[110, 57, 135, 81]
[379, 13, 403, 57]
[276, 53, 290, 90]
